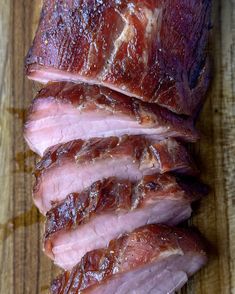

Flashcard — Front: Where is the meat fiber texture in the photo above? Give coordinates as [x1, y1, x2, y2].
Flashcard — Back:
[25, 0, 211, 115]
[24, 82, 199, 156]
[44, 174, 208, 270]
[33, 136, 197, 215]
[50, 224, 207, 294]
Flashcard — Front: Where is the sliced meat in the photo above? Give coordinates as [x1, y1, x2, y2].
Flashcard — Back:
[25, 0, 211, 115]
[24, 82, 199, 156]
[34, 136, 197, 214]
[45, 174, 208, 270]
[50, 224, 207, 294]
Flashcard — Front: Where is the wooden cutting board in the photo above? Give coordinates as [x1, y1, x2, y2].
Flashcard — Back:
[0, 1, 234, 293]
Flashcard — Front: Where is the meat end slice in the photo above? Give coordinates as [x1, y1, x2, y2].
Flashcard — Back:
[34, 136, 197, 214]
[24, 82, 199, 156]
[50, 224, 207, 294]
[45, 174, 208, 270]
[25, 0, 211, 115]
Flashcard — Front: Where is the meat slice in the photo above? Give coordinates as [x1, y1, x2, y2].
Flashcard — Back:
[24, 82, 199, 156]
[50, 224, 207, 294]
[34, 136, 197, 214]
[25, 0, 211, 115]
[45, 174, 208, 270]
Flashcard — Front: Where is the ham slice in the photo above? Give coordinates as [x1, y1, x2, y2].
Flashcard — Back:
[50, 224, 207, 294]
[34, 136, 197, 214]
[44, 174, 208, 270]
[24, 82, 199, 156]
[25, 0, 211, 115]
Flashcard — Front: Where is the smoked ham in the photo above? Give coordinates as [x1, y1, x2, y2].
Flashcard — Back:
[34, 136, 197, 214]
[26, 0, 211, 115]
[50, 224, 207, 294]
[44, 174, 208, 270]
[25, 82, 199, 156]
[22, 0, 212, 292]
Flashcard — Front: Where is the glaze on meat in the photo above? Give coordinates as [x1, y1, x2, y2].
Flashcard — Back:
[50, 224, 207, 294]
[25, 82, 199, 156]
[26, 0, 211, 115]
[22, 0, 211, 293]
[34, 136, 197, 214]
[44, 174, 208, 270]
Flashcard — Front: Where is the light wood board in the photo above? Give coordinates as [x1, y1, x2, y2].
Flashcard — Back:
[0, 1, 234, 293]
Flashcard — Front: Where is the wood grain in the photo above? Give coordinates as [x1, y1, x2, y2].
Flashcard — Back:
[0, 0, 234, 293]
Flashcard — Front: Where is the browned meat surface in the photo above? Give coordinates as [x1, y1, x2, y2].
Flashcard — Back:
[24, 82, 199, 156]
[44, 174, 208, 270]
[50, 224, 207, 294]
[26, 0, 211, 115]
[33, 136, 197, 214]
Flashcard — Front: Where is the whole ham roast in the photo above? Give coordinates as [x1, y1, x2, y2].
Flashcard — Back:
[23, 0, 212, 293]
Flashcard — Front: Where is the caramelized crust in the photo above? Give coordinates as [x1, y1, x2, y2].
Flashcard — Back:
[44, 174, 208, 268]
[26, 0, 211, 115]
[35, 136, 197, 180]
[33, 136, 198, 214]
[45, 174, 208, 243]
[30, 82, 197, 131]
[50, 225, 207, 294]
[25, 82, 199, 156]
